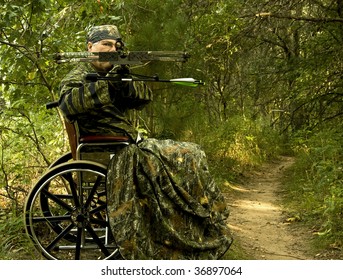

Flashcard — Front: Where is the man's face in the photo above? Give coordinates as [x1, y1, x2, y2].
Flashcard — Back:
[87, 39, 118, 72]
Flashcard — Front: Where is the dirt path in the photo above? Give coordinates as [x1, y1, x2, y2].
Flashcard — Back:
[225, 156, 314, 260]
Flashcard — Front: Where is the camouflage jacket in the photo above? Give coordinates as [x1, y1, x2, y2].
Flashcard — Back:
[58, 63, 152, 140]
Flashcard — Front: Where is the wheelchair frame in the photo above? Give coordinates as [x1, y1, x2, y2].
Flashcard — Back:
[24, 119, 131, 260]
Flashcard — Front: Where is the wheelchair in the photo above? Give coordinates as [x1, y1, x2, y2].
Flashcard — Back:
[24, 104, 131, 260]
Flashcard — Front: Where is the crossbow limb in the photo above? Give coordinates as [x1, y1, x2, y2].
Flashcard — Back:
[54, 51, 190, 64]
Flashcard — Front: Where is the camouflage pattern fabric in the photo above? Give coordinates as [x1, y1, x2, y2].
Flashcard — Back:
[87, 25, 121, 43]
[58, 63, 152, 140]
[106, 138, 233, 259]
[59, 60, 232, 259]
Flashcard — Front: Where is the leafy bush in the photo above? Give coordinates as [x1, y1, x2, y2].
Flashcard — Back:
[285, 128, 343, 246]
[174, 112, 285, 184]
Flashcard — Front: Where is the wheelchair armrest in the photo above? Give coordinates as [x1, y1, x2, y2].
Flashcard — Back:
[79, 135, 130, 143]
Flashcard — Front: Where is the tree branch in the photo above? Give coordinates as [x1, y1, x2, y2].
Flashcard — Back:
[242, 12, 343, 23]
[0, 39, 26, 49]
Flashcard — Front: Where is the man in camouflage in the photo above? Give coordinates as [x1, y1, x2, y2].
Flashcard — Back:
[59, 25, 233, 259]
[59, 25, 151, 140]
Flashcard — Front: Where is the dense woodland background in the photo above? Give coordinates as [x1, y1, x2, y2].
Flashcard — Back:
[0, 0, 342, 259]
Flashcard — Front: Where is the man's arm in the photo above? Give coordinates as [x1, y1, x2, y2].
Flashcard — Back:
[59, 65, 152, 120]
[58, 65, 114, 120]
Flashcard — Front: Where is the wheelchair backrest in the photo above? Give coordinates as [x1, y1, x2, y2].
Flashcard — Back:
[64, 119, 130, 166]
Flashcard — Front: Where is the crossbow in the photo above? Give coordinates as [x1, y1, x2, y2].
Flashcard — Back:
[55, 50, 190, 64]
[54, 50, 204, 87]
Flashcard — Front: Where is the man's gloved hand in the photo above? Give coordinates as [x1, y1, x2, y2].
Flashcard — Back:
[115, 65, 130, 75]
[106, 65, 130, 92]
[107, 64, 130, 76]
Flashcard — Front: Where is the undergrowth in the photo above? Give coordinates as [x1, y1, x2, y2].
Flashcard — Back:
[0, 211, 39, 259]
[180, 115, 286, 187]
[282, 128, 343, 254]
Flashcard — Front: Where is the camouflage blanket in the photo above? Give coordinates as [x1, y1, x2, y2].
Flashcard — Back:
[106, 138, 233, 259]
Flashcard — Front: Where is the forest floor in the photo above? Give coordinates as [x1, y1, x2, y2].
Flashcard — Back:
[224, 156, 330, 260]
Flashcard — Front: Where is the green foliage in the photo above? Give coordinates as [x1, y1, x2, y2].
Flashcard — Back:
[156, 96, 285, 183]
[1, 0, 343, 258]
[0, 211, 39, 259]
[285, 128, 343, 245]
[0, 106, 65, 212]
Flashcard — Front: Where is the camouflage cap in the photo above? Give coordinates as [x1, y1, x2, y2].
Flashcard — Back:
[87, 25, 121, 43]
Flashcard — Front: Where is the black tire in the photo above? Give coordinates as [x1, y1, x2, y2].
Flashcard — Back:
[48, 152, 73, 169]
[24, 160, 121, 260]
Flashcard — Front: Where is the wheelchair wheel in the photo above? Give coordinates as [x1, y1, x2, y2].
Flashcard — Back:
[24, 160, 122, 260]
[48, 152, 73, 168]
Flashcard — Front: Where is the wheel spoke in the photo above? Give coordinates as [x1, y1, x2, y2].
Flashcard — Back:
[84, 175, 103, 209]
[46, 223, 75, 251]
[41, 188, 74, 212]
[85, 224, 110, 256]
[32, 214, 71, 223]
[62, 172, 80, 207]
